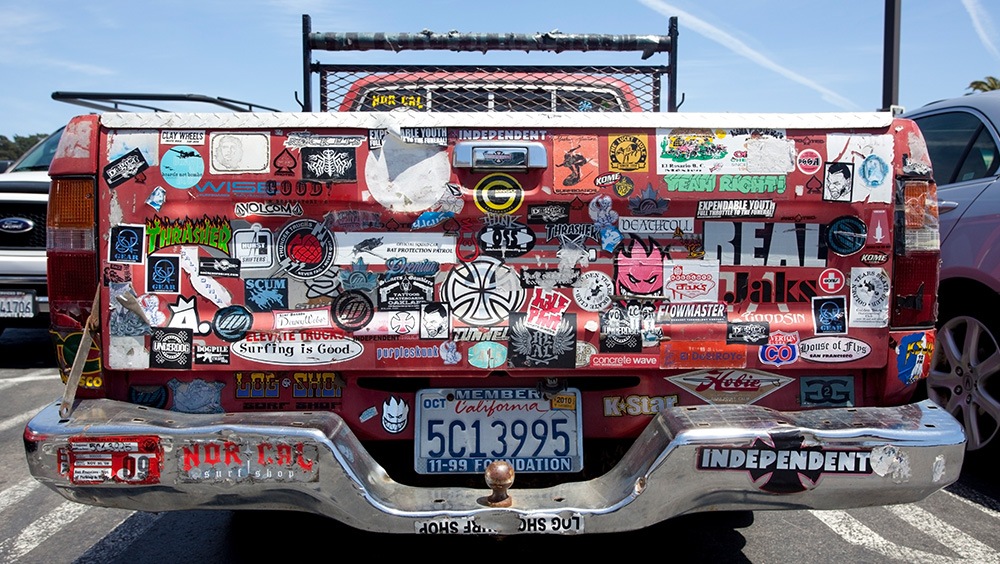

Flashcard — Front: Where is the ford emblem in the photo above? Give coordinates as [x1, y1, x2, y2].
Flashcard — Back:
[0, 217, 34, 234]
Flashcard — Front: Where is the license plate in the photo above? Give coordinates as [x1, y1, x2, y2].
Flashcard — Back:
[0, 290, 36, 318]
[415, 387, 583, 474]
[66, 436, 162, 485]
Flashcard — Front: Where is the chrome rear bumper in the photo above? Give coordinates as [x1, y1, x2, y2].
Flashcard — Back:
[24, 398, 965, 535]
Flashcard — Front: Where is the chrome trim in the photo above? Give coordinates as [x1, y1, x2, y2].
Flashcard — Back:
[453, 141, 547, 170]
[24, 399, 965, 535]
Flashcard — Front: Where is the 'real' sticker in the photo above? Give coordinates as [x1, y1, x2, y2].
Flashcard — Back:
[508, 312, 576, 368]
[469, 341, 507, 369]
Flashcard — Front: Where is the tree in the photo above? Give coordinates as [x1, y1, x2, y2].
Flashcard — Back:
[0, 133, 48, 161]
[967, 76, 1000, 94]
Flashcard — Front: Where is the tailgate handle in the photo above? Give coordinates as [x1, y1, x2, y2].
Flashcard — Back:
[453, 141, 547, 171]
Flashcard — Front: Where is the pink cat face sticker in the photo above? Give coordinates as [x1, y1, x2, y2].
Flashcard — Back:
[614, 237, 666, 298]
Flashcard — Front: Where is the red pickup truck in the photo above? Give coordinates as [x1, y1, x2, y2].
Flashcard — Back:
[23, 16, 965, 535]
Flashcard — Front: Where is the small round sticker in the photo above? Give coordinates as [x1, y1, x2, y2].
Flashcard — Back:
[274, 219, 336, 280]
[796, 148, 822, 175]
[826, 216, 867, 256]
[474, 173, 524, 215]
[160, 145, 205, 189]
[818, 268, 846, 294]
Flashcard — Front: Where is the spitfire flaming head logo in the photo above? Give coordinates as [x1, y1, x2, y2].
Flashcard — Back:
[614, 237, 667, 298]
[382, 396, 409, 434]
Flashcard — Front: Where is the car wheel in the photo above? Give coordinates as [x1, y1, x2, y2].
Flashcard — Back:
[928, 314, 1000, 451]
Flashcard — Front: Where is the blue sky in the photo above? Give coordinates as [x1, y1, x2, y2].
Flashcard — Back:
[2, 0, 999, 137]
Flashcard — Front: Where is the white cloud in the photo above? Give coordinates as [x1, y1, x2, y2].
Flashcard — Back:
[638, 0, 859, 110]
[961, 0, 1000, 61]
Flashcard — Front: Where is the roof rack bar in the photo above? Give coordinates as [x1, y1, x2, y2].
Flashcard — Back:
[51, 92, 281, 113]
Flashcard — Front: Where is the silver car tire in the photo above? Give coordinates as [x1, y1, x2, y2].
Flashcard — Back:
[928, 315, 1000, 451]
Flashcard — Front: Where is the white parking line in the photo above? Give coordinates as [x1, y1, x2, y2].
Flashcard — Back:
[0, 500, 90, 561]
[74, 512, 160, 564]
[0, 479, 42, 513]
[0, 372, 60, 390]
[0, 407, 46, 433]
[943, 483, 1000, 520]
[886, 503, 1000, 562]
[810, 509, 966, 563]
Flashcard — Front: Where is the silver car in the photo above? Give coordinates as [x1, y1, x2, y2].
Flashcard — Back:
[904, 92, 1000, 452]
[0, 127, 61, 335]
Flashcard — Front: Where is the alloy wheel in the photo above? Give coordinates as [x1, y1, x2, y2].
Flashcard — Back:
[928, 315, 1000, 451]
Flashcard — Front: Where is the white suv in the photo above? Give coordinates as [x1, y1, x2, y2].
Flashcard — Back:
[0, 127, 62, 335]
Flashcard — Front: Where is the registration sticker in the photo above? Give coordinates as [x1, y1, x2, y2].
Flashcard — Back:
[66, 436, 162, 485]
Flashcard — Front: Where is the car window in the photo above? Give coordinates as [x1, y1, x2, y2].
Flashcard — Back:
[8, 127, 64, 173]
[913, 111, 999, 185]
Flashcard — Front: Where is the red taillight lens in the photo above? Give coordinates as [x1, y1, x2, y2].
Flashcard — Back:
[47, 177, 97, 330]
[891, 179, 940, 328]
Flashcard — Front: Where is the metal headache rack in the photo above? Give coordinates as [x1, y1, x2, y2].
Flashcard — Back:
[300, 14, 679, 113]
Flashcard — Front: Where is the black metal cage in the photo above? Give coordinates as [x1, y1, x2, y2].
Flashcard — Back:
[301, 15, 678, 113]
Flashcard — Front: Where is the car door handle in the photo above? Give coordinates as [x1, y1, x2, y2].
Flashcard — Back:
[938, 200, 960, 213]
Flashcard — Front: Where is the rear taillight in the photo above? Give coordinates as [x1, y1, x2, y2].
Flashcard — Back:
[890, 178, 940, 327]
[47, 177, 98, 327]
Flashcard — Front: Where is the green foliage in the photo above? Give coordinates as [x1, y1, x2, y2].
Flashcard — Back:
[0, 133, 48, 161]
[967, 76, 1000, 94]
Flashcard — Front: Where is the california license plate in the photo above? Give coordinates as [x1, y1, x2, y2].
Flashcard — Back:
[415, 387, 583, 474]
[0, 290, 36, 318]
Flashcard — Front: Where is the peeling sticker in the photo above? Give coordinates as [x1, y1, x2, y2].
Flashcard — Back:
[932, 454, 946, 483]
[365, 133, 450, 212]
[179, 247, 232, 308]
[870, 444, 911, 482]
[55, 120, 94, 159]
[108, 334, 150, 370]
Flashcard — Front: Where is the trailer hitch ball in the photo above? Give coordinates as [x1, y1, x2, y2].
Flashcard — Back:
[484, 460, 514, 507]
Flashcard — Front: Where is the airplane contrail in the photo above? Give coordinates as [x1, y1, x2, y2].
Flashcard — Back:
[962, 0, 1000, 61]
[639, 0, 858, 110]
